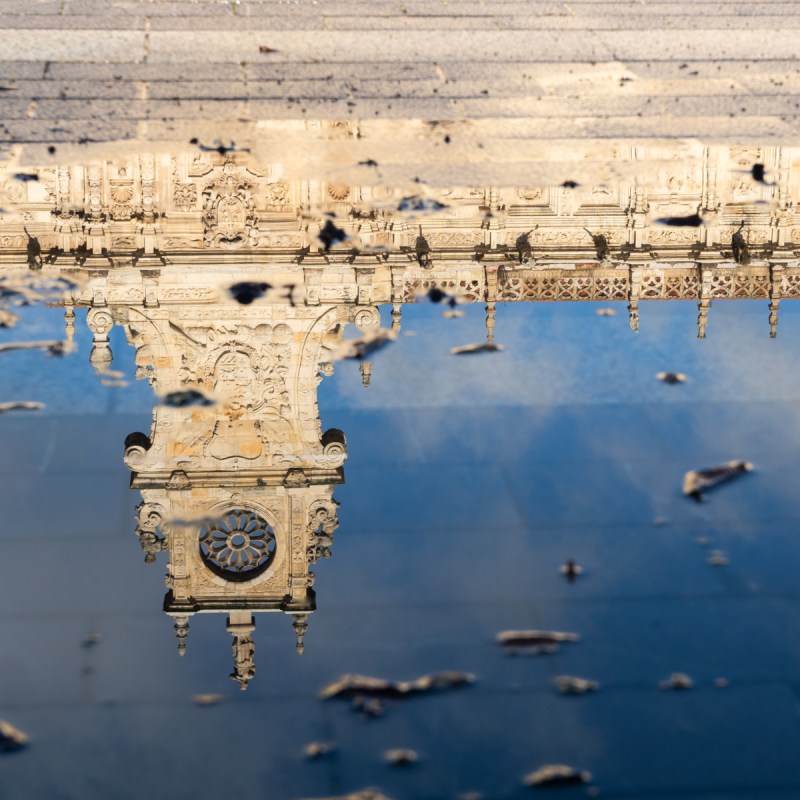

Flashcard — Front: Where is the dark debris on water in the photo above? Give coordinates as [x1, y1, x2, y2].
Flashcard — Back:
[304, 741, 337, 759]
[383, 749, 418, 766]
[319, 219, 348, 251]
[327, 328, 396, 361]
[0, 719, 29, 752]
[659, 672, 694, 690]
[159, 389, 216, 408]
[0, 340, 70, 357]
[523, 765, 592, 788]
[450, 343, 504, 355]
[554, 676, 598, 695]
[560, 559, 583, 581]
[227, 281, 297, 306]
[497, 630, 579, 655]
[751, 163, 772, 185]
[320, 671, 476, 700]
[397, 196, 447, 212]
[0, 401, 44, 414]
[657, 371, 687, 384]
[424, 287, 459, 307]
[655, 213, 704, 227]
[682, 460, 753, 502]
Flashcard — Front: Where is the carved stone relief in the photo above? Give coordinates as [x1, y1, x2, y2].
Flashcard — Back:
[202, 160, 258, 248]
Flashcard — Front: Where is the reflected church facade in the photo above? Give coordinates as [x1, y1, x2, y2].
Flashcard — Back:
[117, 295, 357, 690]
[4, 135, 800, 685]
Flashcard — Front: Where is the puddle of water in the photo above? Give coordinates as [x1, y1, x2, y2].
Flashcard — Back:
[2, 134, 800, 799]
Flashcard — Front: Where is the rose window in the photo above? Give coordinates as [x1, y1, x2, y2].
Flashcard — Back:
[199, 510, 276, 581]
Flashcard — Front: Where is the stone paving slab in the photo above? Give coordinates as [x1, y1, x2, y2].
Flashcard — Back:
[2, 30, 145, 62]
[0, 15, 149, 29]
[83, 14, 800, 31]
[145, 29, 612, 64]
[0, 0, 795, 152]
[43, 61, 247, 81]
[4, 93, 794, 122]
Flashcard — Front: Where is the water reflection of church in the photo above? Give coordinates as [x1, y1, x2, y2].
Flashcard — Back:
[5, 141, 800, 686]
[118, 297, 355, 690]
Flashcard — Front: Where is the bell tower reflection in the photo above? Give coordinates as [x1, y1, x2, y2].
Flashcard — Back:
[120, 296, 371, 690]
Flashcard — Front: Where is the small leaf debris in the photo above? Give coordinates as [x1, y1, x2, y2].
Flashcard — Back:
[0, 340, 70, 357]
[554, 676, 598, 695]
[327, 328, 396, 361]
[319, 219, 348, 251]
[523, 765, 591, 788]
[450, 343, 504, 355]
[682, 460, 753, 502]
[320, 671, 476, 700]
[193, 693, 226, 706]
[0, 719, 29, 752]
[655, 213, 703, 227]
[160, 389, 216, 408]
[228, 282, 297, 306]
[384, 748, 418, 766]
[304, 741, 337, 759]
[190, 139, 247, 155]
[228, 282, 271, 304]
[422, 287, 461, 309]
[659, 672, 694, 690]
[707, 549, 729, 566]
[657, 372, 687, 384]
[397, 196, 447, 212]
[751, 163, 770, 184]
[0, 401, 44, 413]
[560, 559, 583, 582]
[496, 630, 579, 655]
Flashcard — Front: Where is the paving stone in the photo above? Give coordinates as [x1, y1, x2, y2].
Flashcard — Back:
[4, 79, 144, 99]
[0, 30, 145, 63]
[0, 119, 140, 144]
[146, 29, 614, 64]
[0, 62, 47, 79]
[45, 62, 245, 81]
[0, 15, 148, 29]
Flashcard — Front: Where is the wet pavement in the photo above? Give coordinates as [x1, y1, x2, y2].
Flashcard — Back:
[2, 5, 800, 795]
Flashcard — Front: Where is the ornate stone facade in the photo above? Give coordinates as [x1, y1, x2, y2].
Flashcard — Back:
[62, 255, 386, 688]
[4, 140, 800, 684]
[1, 143, 799, 342]
[110, 285, 373, 689]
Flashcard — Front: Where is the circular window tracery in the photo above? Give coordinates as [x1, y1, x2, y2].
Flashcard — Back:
[199, 509, 276, 581]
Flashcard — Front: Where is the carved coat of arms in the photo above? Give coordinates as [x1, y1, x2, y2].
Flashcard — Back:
[202, 160, 259, 248]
